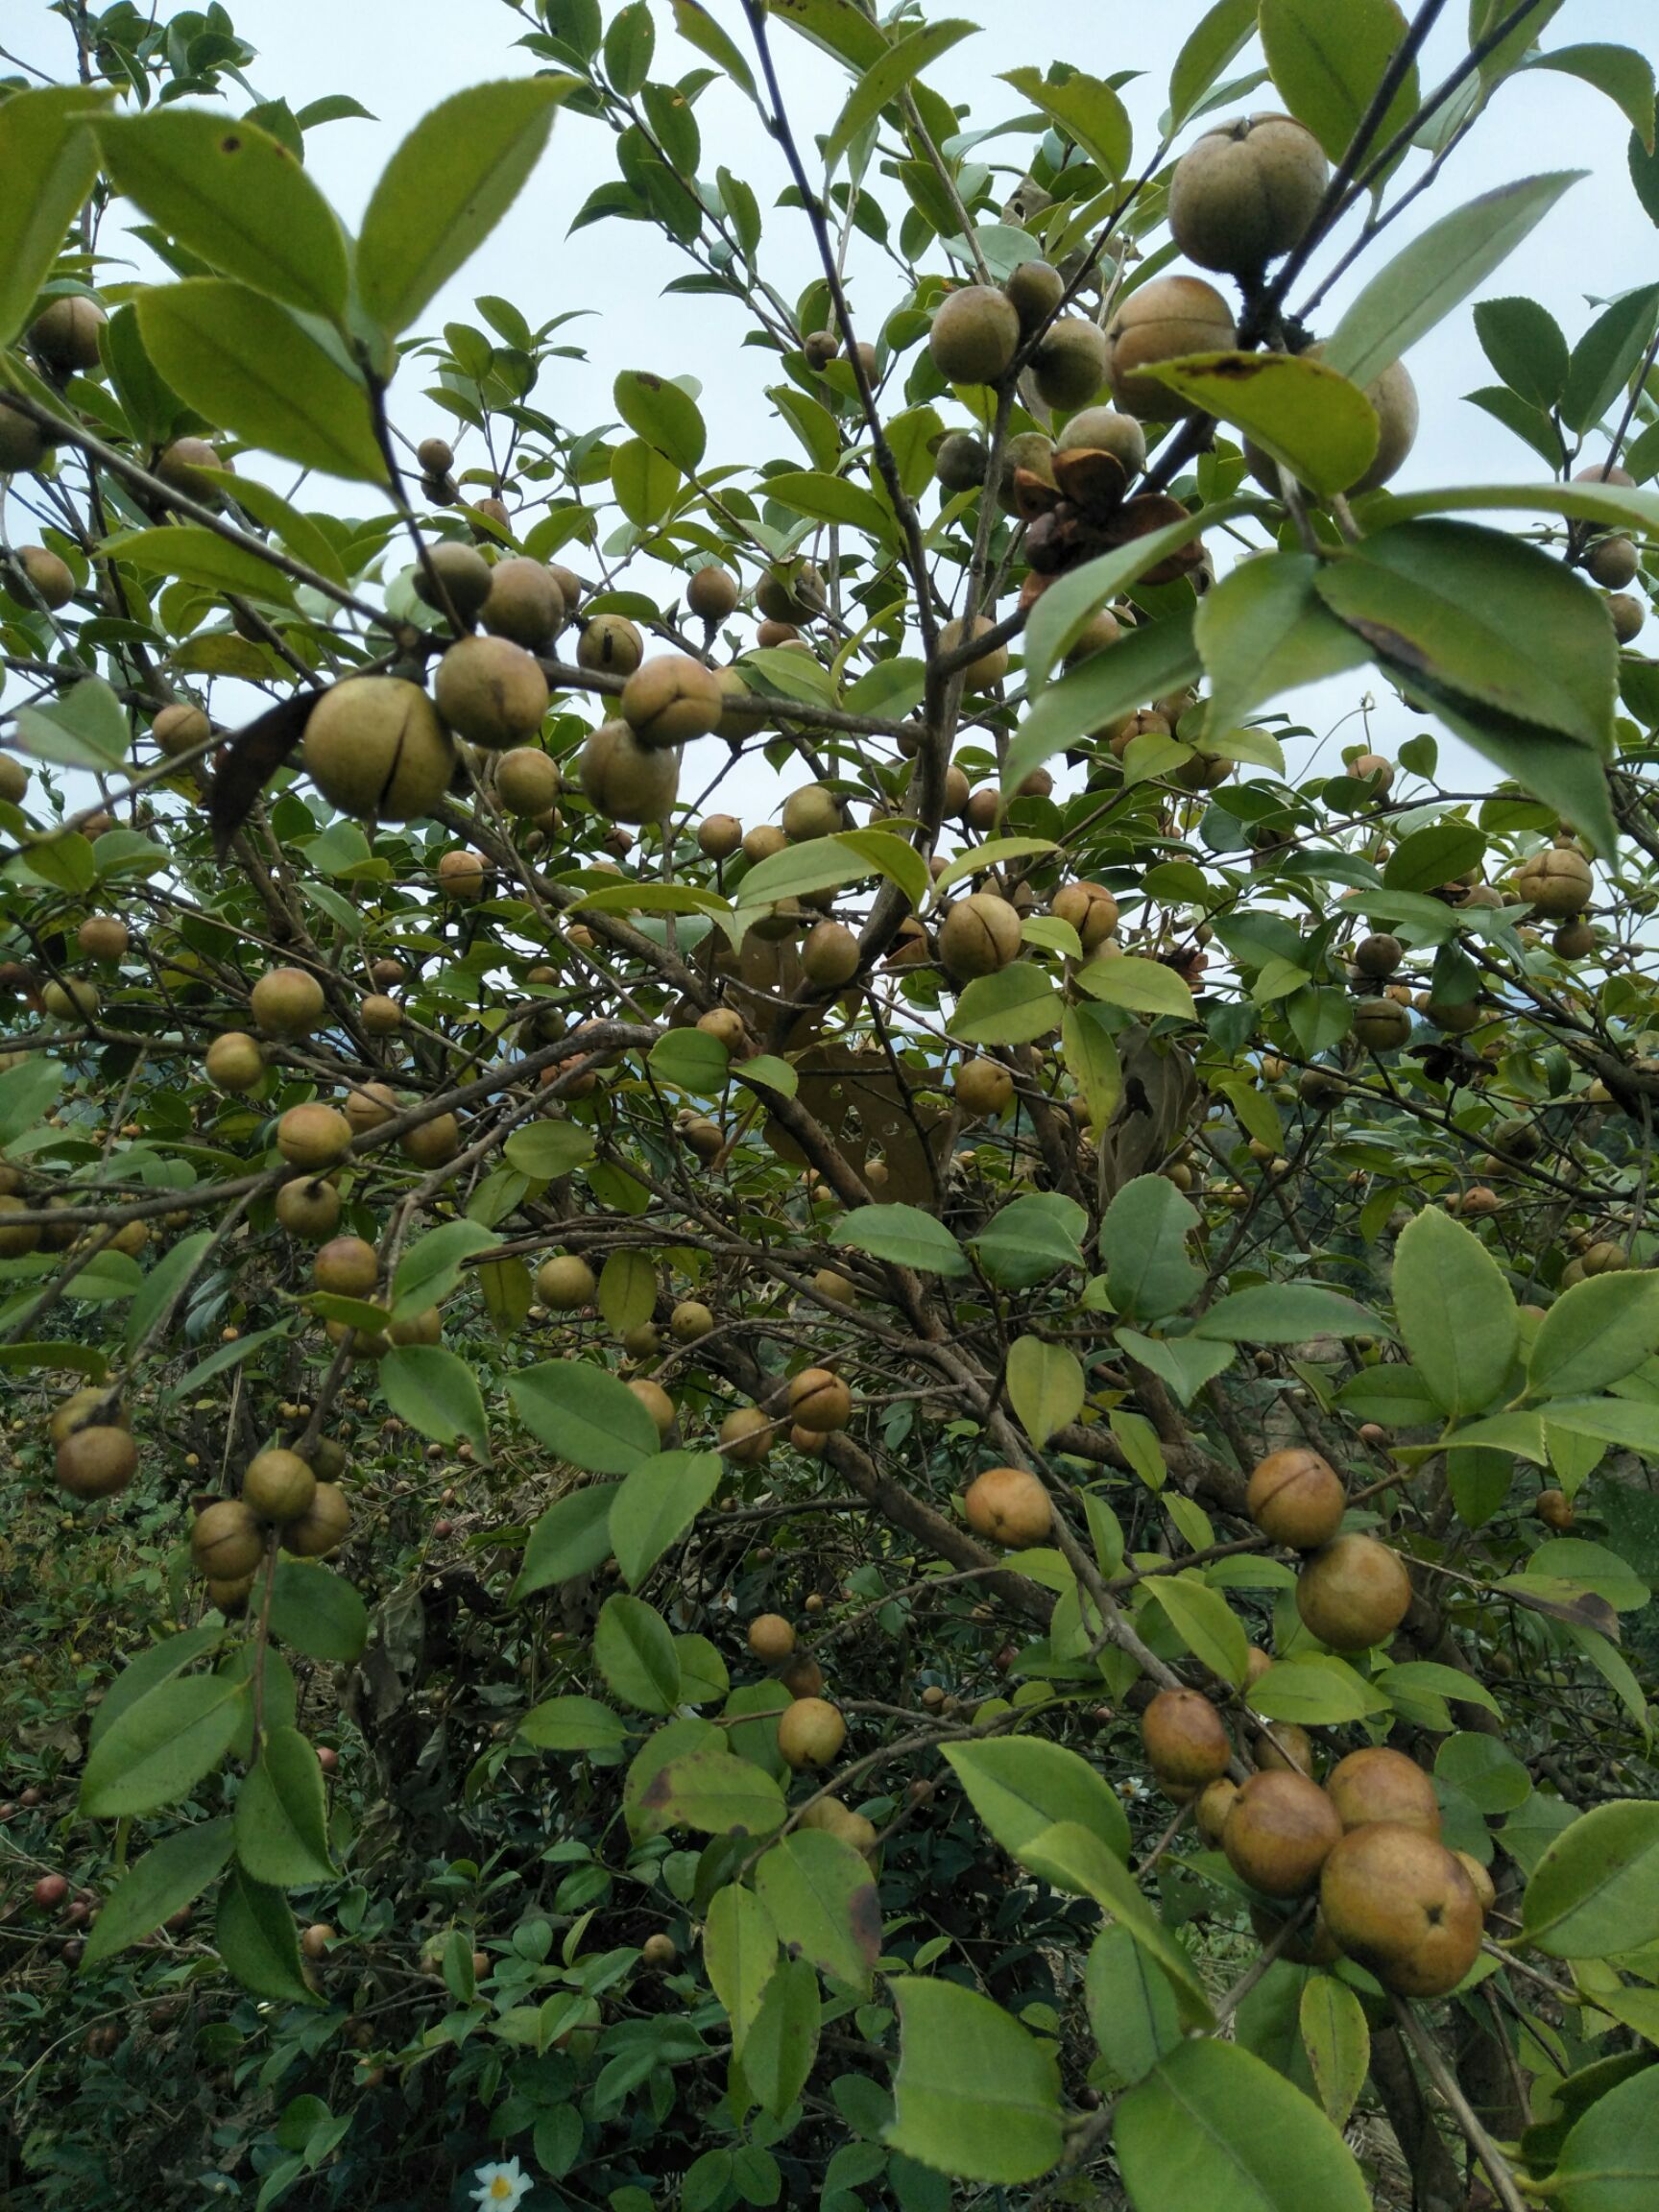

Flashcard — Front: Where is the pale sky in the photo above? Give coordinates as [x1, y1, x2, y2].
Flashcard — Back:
[11, 0, 1658, 813]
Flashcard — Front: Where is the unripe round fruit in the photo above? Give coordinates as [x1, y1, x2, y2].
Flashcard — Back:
[388, 1306, 441, 1348]
[743, 824, 788, 865]
[1005, 258, 1067, 333]
[479, 556, 564, 648]
[56, 1426, 137, 1500]
[276, 1104, 351, 1170]
[812, 1269, 855, 1305]
[1353, 931, 1403, 977]
[156, 436, 231, 499]
[801, 920, 861, 989]
[781, 782, 843, 841]
[42, 976, 99, 1021]
[417, 437, 454, 476]
[537, 1255, 595, 1310]
[30, 294, 106, 371]
[17, 545, 74, 609]
[243, 1449, 317, 1525]
[1455, 1850, 1497, 1914]
[1535, 1486, 1575, 1530]
[1168, 112, 1330, 274]
[1050, 881, 1118, 950]
[153, 702, 212, 757]
[697, 1008, 747, 1050]
[1350, 753, 1394, 792]
[52, 1387, 127, 1446]
[629, 1379, 676, 1439]
[1516, 846, 1592, 916]
[939, 613, 1009, 690]
[360, 994, 402, 1036]
[1031, 317, 1108, 410]
[621, 655, 725, 747]
[939, 893, 1022, 980]
[77, 916, 127, 962]
[803, 329, 840, 370]
[1104, 276, 1237, 419]
[935, 431, 990, 492]
[1353, 997, 1411, 1051]
[252, 966, 326, 1039]
[955, 1057, 1014, 1117]
[719, 1406, 772, 1463]
[1253, 1724, 1314, 1779]
[781, 1654, 825, 1700]
[640, 1932, 677, 1969]
[929, 285, 1021, 385]
[670, 1299, 714, 1342]
[1587, 535, 1639, 589]
[343, 1082, 397, 1137]
[192, 1500, 266, 1580]
[748, 1613, 796, 1663]
[0, 754, 30, 803]
[1295, 1533, 1412, 1651]
[698, 813, 742, 860]
[401, 1113, 459, 1168]
[580, 720, 680, 824]
[777, 1695, 846, 1768]
[1222, 1769, 1342, 1897]
[1246, 1448, 1346, 1550]
[280, 1482, 350, 1557]
[314, 1236, 378, 1296]
[437, 849, 488, 902]
[1056, 407, 1148, 470]
[34, 1873, 71, 1911]
[577, 613, 645, 676]
[1325, 1747, 1441, 1838]
[1320, 1823, 1483, 1996]
[1195, 1776, 1238, 1843]
[788, 1367, 852, 1433]
[687, 565, 739, 622]
[0, 397, 48, 472]
[434, 635, 549, 750]
[1609, 592, 1646, 643]
[276, 1178, 341, 1239]
[413, 541, 493, 622]
[963, 1465, 1051, 1548]
[756, 564, 826, 624]
[1142, 1688, 1231, 1786]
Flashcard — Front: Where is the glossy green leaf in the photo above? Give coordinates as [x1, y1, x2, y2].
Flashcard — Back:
[829, 1204, 967, 1275]
[743, 1955, 821, 2120]
[1258, 0, 1418, 164]
[1522, 1801, 1659, 1958]
[1391, 1202, 1518, 1419]
[1151, 353, 1379, 498]
[234, 1726, 334, 1887]
[1169, 0, 1260, 129]
[1021, 1821, 1213, 2025]
[944, 1737, 1131, 1866]
[512, 1482, 620, 1599]
[1553, 2061, 1659, 2212]
[1194, 552, 1370, 738]
[762, 469, 892, 538]
[610, 1449, 723, 1587]
[1006, 1334, 1085, 1446]
[1145, 1574, 1251, 1686]
[1299, 1974, 1368, 2129]
[1191, 1284, 1381, 1342]
[1101, 1176, 1202, 1324]
[885, 1976, 1066, 2184]
[517, 1694, 629, 1752]
[1115, 2035, 1369, 2212]
[1474, 295, 1570, 409]
[80, 1817, 233, 1970]
[1085, 1922, 1181, 2088]
[1531, 44, 1657, 153]
[637, 1740, 787, 1836]
[1529, 1272, 1659, 1399]
[266, 1564, 367, 1664]
[1248, 1657, 1390, 1723]
[81, 1671, 249, 1817]
[593, 1593, 682, 1714]
[949, 965, 1063, 1047]
[508, 1360, 660, 1471]
[0, 86, 113, 348]
[1074, 953, 1195, 1022]
[216, 1866, 318, 2006]
[1002, 65, 1131, 180]
[613, 369, 706, 472]
[828, 20, 977, 172]
[379, 1344, 492, 1460]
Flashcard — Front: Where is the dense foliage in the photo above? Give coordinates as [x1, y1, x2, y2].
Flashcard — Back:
[6, 2, 1659, 2207]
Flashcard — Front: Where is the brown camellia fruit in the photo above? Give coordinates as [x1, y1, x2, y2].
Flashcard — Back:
[1030, 318, 1108, 411]
[577, 612, 644, 675]
[747, 1613, 796, 1663]
[1254, 1723, 1315, 1778]
[494, 746, 562, 818]
[788, 1367, 852, 1432]
[1142, 1688, 1232, 1787]
[757, 563, 826, 624]
[1353, 997, 1411, 1050]
[628, 1380, 675, 1438]
[1536, 1487, 1575, 1530]
[1325, 1746, 1441, 1838]
[781, 1654, 825, 1699]
[1222, 1769, 1343, 1898]
[1320, 1823, 1484, 1996]
[621, 655, 725, 747]
[17, 545, 74, 609]
[276, 1179, 341, 1239]
[243, 1448, 317, 1525]
[56, 1426, 137, 1500]
[929, 284, 1021, 385]
[192, 1500, 266, 1580]
[1246, 1448, 1346, 1550]
[315, 1235, 379, 1295]
[1195, 1776, 1238, 1843]
[963, 1465, 1051, 1549]
[777, 1696, 847, 1768]
[718, 1406, 773, 1464]
[938, 894, 1022, 980]
[801, 920, 861, 989]
[1295, 1533, 1412, 1652]
[1168, 113, 1330, 274]
[0, 396, 49, 472]
[153, 701, 212, 758]
[1050, 881, 1119, 950]
[1515, 846, 1592, 917]
[280, 1481, 350, 1558]
[1104, 276, 1237, 418]
[781, 782, 842, 841]
[433, 635, 549, 750]
[687, 565, 739, 622]
[30, 294, 107, 370]
[1353, 931, 1403, 977]
[276, 1104, 351, 1170]
[580, 720, 680, 824]
[955, 1057, 1014, 1117]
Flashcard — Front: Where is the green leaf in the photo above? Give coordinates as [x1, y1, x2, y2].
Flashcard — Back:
[0, 86, 113, 348]
[81, 1671, 249, 1817]
[610, 1449, 723, 1587]
[762, 469, 892, 539]
[754, 1830, 881, 1994]
[673, 3, 758, 98]
[1190, 1285, 1381, 1343]
[1101, 1176, 1202, 1324]
[1169, 0, 1260, 129]
[1522, 1801, 1659, 1958]
[1258, 0, 1418, 164]
[597, 1248, 656, 1335]
[1562, 283, 1659, 437]
[234, 1727, 334, 1888]
[1062, 1002, 1122, 1132]
[1194, 552, 1370, 738]
[1391, 1203, 1518, 1419]
[828, 20, 978, 173]
[136, 279, 386, 482]
[1115, 2036, 1370, 2212]
[593, 1593, 682, 1714]
[737, 830, 915, 908]
[973, 1192, 1086, 1290]
[1149, 353, 1379, 499]
[829, 1204, 966, 1276]
[743, 1955, 821, 2120]
[885, 1976, 1066, 2185]
[508, 1360, 660, 1471]
[125, 1228, 213, 1355]
[1026, 515, 1238, 691]
[1474, 296, 1570, 409]
[1528, 1538, 1649, 1615]
[1529, 1273, 1659, 1399]
[356, 78, 571, 337]
[613, 369, 706, 472]
[1553, 2062, 1659, 2212]
[98, 108, 349, 322]
[1086, 1922, 1182, 2088]
[216, 1865, 319, 2006]
[1001, 609, 1199, 786]
[80, 1817, 233, 1971]
[1078, 952, 1196, 1023]
[1248, 1656, 1389, 1724]
[612, 437, 681, 525]
[1323, 171, 1584, 393]
[1373, 1661, 1502, 1719]
[637, 1741, 787, 1837]
[1001, 65, 1132, 180]
[1381, 820, 1486, 893]
[1531, 44, 1657, 152]
[517, 1695, 629, 1752]
[944, 1738, 1131, 1866]
[928, 835, 1058, 906]
[706, 1882, 780, 2048]
[512, 1482, 619, 1599]
[1144, 1574, 1251, 1686]
[15, 676, 130, 773]
[949, 965, 1062, 1047]
[1300, 1974, 1369, 2130]
[379, 1344, 491, 1461]
[1020, 1821, 1213, 2026]
[389, 1219, 499, 1320]
[266, 1564, 367, 1664]
[1006, 1335, 1085, 1447]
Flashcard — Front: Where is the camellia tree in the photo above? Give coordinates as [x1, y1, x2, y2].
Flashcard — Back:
[9, 0, 1659, 2205]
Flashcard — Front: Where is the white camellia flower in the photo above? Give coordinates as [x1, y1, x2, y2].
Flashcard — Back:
[469, 2157, 531, 2211]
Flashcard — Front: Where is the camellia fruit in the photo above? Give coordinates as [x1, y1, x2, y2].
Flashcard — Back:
[777, 1695, 847, 1768]
[963, 1465, 1051, 1549]
[1167, 112, 1330, 274]
[1319, 1822, 1484, 1997]
[1246, 1447, 1347, 1550]
[242, 1448, 318, 1525]
[1221, 1769, 1342, 1898]
[303, 676, 456, 823]
[1295, 1533, 1412, 1652]
[1142, 1687, 1232, 1787]
[747, 1613, 796, 1663]
[1325, 1746, 1441, 1838]
[787, 1367, 852, 1432]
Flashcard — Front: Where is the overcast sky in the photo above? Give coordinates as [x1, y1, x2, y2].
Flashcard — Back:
[12, 0, 1659, 812]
